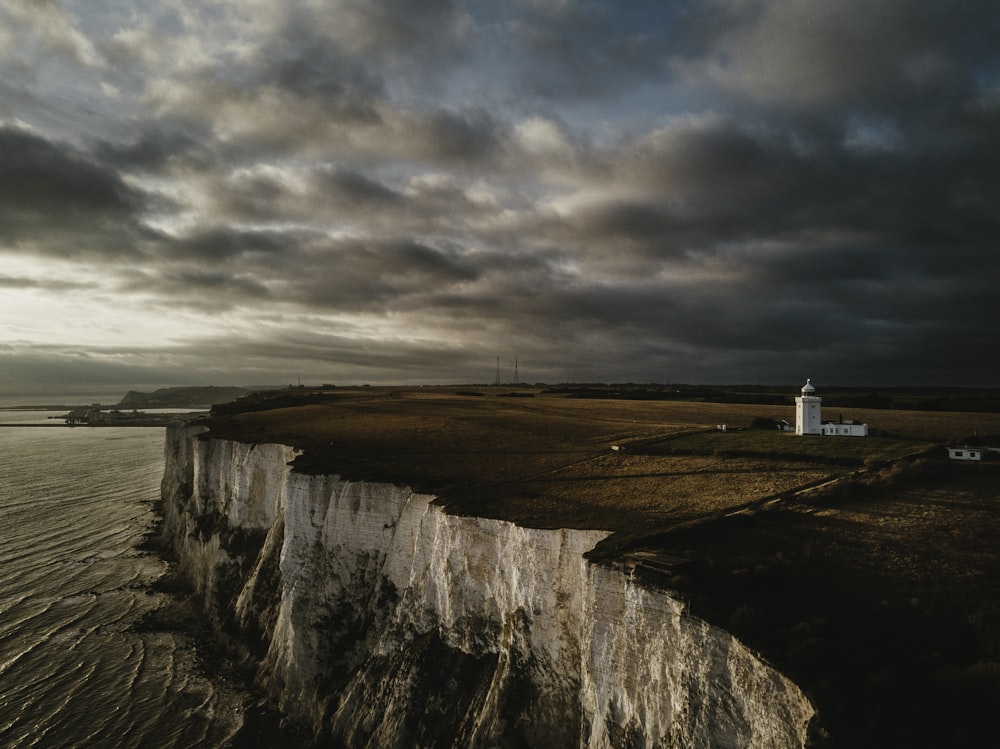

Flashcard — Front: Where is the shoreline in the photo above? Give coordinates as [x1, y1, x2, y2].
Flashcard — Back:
[0, 423, 172, 428]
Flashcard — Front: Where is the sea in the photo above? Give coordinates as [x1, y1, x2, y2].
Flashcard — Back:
[0, 399, 301, 748]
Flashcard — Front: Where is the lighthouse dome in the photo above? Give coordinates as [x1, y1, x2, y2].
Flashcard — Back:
[801, 378, 815, 395]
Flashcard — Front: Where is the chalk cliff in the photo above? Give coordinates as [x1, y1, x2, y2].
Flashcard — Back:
[160, 424, 815, 748]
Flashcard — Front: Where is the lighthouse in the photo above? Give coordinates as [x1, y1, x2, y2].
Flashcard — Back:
[795, 378, 822, 435]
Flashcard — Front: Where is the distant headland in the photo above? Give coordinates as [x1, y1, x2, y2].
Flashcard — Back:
[117, 385, 254, 409]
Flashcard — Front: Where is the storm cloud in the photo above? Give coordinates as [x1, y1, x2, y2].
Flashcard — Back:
[1, 0, 998, 391]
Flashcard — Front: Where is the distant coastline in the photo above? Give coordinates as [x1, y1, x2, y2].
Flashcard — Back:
[0, 386, 253, 427]
[0, 411, 203, 428]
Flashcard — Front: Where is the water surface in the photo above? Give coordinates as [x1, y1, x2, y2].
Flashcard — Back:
[0, 415, 251, 748]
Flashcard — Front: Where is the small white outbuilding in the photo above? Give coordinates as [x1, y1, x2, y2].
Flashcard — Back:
[945, 446, 999, 461]
[822, 421, 869, 437]
[947, 447, 981, 460]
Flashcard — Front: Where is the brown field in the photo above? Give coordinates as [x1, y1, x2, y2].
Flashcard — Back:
[205, 386, 1000, 533]
[202, 386, 1000, 747]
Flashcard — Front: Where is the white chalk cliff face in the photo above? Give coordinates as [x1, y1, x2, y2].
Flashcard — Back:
[160, 425, 815, 748]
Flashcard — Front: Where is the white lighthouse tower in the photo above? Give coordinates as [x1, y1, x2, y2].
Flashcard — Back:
[795, 378, 822, 435]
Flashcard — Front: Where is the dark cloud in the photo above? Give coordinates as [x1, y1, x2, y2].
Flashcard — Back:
[290, 238, 484, 308]
[305, 0, 474, 75]
[97, 127, 214, 173]
[0, 126, 147, 256]
[154, 270, 271, 301]
[1, 1, 999, 389]
[0, 274, 90, 291]
[0, 127, 136, 217]
[408, 107, 508, 164]
[200, 170, 295, 224]
[266, 37, 386, 105]
[670, 0, 998, 115]
[164, 228, 289, 263]
[318, 169, 404, 207]
[506, 1, 670, 100]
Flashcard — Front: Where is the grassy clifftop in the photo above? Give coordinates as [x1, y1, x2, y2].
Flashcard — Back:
[199, 386, 996, 529]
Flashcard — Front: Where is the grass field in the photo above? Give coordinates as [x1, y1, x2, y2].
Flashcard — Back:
[631, 428, 933, 465]
[204, 386, 1000, 531]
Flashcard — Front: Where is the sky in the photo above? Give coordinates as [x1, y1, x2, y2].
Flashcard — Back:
[1, 0, 998, 393]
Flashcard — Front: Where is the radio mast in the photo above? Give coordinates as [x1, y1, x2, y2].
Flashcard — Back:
[495, 357, 501, 386]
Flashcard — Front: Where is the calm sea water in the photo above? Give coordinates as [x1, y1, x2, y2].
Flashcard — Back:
[0, 410, 276, 748]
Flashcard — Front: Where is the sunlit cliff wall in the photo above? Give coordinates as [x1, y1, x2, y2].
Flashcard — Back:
[160, 424, 814, 748]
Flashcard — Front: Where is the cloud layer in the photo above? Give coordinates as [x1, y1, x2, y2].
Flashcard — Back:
[1, 0, 998, 390]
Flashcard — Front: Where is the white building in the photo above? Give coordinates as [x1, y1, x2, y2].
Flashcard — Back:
[795, 379, 822, 435]
[795, 379, 868, 437]
[947, 446, 1000, 461]
[822, 420, 869, 437]
[947, 446, 983, 461]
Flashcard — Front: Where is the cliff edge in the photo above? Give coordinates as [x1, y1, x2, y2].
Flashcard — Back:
[160, 423, 814, 747]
